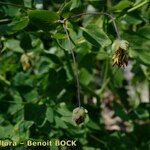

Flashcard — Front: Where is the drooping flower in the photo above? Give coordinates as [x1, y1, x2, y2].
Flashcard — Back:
[72, 107, 88, 125]
[112, 39, 129, 67]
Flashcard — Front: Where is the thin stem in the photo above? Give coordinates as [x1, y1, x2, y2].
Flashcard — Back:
[59, 12, 121, 107]
[58, 0, 67, 13]
[55, 39, 74, 77]
[127, 0, 149, 12]
[148, 79, 150, 103]
[0, 19, 10, 23]
[65, 12, 121, 40]
[63, 23, 81, 107]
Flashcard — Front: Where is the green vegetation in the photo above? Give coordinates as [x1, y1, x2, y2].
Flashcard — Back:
[0, 0, 150, 149]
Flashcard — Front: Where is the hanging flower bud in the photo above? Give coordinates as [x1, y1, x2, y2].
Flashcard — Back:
[72, 107, 88, 125]
[20, 53, 33, 71]
[112, 39, 129, 67]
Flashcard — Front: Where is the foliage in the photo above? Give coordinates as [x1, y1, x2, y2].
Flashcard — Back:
[0, 0, 150, 150]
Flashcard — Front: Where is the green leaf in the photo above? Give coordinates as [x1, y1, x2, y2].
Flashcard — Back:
[87, 120, 101, 130]
[14, 72, 33, 87]
[43, 52, 61, 64]
[11, 121, 33, 141]
[113, 69, 124, 87]
[79, 53, 96, 72]
[0, 17, 29, 34]
[123, 14, 142, 25]
[28, 10, 60, 30]
[0, 125, 14, 139]
[135, 108, 149, 119]
[112, 0, 133, 11]
[24, 103, 46, 125]
[55, 116, 68, 129]
[56, 103, 72, 117]
[2, 5, 21, 17]
[138, 26, 150, 39]
[79, 68, 93, 85]
[20, 33, 32, 50]
[46, 68, 67, 97]
[138, 50, 150, 66]
[46, 107, 54, 123]
[113, 103, 129, 120]
[5, 39, 24, 53]
[70, 0, 81, 10]
[8, 17, 29, 34]
[76, 42, 91, 55]
[28, 10, 60, 23]
[24, 0, 33, 8]
[52, 33, 67, 39]
[24, 90, 38, 102]
[8, 92, 23, 115]
[130, 49, 150, 66]
[81, 25, 111, 47]
[0, 74, 11, 85]
[96, 51, 108, 60]
[127, 0, 149, 12]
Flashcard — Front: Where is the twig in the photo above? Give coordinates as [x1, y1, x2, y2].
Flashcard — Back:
[65, 12, 121, 40]
[58, 12, 121, 107]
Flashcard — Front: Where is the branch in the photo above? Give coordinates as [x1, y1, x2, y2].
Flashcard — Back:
[65, 12, 121, 40]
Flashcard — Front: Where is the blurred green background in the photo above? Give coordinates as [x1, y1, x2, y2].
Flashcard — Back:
[0, 0, 150, 149]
